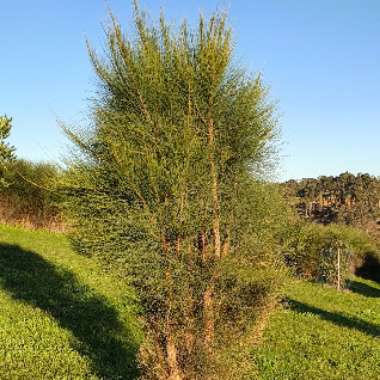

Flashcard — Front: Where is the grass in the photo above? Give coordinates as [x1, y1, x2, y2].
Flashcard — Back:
[254, 276, 380, 379]
[0, 224, 141, 379]
[1, 224, 380, 379]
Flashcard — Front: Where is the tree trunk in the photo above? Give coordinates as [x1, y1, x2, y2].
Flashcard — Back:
[200, 229, 215, 350]
[166, 334, 183, 380]
[162, 235, 182, 380]
[208, 116, 221, 259]
[200, 230, 208, 260]
[203, 286, 215, 351]
[202, 114, 220, 356]
[222, 235, 229, 258]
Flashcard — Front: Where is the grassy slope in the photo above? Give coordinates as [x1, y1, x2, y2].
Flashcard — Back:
[0, 224, 141, 379]
[1, 224, 379, 379]
[254, 277, 380, 379]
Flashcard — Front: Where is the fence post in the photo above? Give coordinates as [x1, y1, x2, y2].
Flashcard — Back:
[337, 245, 341, 292]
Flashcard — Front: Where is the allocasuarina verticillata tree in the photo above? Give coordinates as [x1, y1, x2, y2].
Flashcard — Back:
[62, 3, 287, 379]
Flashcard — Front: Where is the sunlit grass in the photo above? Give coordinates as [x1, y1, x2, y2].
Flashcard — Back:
[0, 224, 141, 379]
[254, 277, 380, 379]
[1, 224, 379, 379]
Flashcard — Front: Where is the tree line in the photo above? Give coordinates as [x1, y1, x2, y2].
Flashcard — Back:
[283, 173, 380, 242]
[283, 173, 380, 224]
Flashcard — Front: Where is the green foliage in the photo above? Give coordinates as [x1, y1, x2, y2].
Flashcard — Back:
[254, 277, 380, 379]
[62, 4, 285, 378]
[0, 117, 61, 229]
[0, 224, 141, 379]
[283, 172, 380, 230]
[282, 173, 380, 286]
[284, 222, 379, 287]
[0, 115, 16, 187]
[0, 159, 62, 229]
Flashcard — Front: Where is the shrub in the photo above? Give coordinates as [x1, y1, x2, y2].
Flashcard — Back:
[0, 159, 62, 230]
[284, 222, 379, 289]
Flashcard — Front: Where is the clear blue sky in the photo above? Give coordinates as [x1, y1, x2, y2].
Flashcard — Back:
[1, 1, 379, 180]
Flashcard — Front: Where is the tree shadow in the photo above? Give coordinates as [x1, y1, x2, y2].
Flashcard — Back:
[355, 253, 380, 283]
[0, 243, 140, 379]
[349, 280, 380, 298]
[288, 299, 380, 338]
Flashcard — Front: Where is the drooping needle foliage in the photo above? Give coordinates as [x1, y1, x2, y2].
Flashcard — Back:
[62, 4, 287, 379]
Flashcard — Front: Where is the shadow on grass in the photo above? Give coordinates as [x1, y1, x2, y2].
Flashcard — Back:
[355, 252, 380, 283]
[0, 243, 139, 379]
[288, 299, 380, 338]
[355, 253, 380, 283]
[349, 280, 380, 298]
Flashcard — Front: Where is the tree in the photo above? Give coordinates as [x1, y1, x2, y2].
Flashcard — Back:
[62, 4, 285, 378]
[0, 115, 15, 187]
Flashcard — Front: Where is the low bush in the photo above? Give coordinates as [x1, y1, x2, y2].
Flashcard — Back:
[284, 222, 379, 288]
[0, 159, 62, 230]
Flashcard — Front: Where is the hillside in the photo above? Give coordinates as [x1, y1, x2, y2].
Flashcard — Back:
[254, 278, 380, 379]
[0, 225, 379, 379]
[0, 225, 141, 379]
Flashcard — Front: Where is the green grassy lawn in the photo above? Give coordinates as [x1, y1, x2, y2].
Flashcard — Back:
[0, 224, 141, 379]
[0, 224, 379, 379]
[254, 277, 380, 379]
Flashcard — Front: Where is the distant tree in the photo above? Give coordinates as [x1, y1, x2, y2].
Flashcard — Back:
[62, 4, 286, 378]
[0, 115, 15, 187]
[283, 173, 380, 229]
